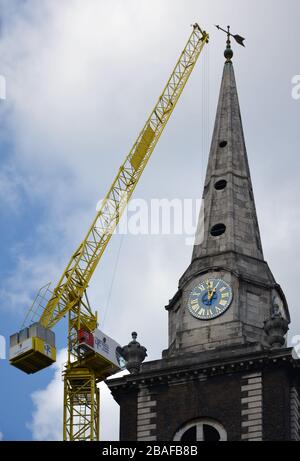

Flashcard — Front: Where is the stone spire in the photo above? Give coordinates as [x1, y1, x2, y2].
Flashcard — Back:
[164, 36, 289, 358]
[192, 51, 263, 262]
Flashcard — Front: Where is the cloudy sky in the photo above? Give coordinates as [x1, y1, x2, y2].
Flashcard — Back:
[0, 0, 299, 441]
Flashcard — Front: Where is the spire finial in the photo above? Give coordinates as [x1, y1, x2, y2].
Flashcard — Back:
[225, 25, 233, 62]
[215, 25, 245, 62]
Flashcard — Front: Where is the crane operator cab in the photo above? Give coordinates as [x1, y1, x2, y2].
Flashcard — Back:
[77, 328, 126, 379]
[9, 323, 56, 374]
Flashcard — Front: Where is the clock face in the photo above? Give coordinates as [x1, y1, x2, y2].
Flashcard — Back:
[187, 278, 233, 321]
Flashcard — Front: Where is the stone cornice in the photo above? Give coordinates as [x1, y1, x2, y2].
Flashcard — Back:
[106, 347, 299, 392]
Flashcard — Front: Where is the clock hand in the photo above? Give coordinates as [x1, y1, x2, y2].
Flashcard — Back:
[208, 288, 217, 303]
[209, 291, 213, 301]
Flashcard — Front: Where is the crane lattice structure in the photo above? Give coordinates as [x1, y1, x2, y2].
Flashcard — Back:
[9, 24, 209, 441]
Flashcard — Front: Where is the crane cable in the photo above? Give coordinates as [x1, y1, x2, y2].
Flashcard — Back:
[102, 233, 125, 328]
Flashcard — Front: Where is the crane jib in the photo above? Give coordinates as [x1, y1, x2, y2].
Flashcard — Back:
[34, 27, 209, 330]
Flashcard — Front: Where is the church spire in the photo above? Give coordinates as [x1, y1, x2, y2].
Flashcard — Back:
[106, 28, 294, 444]
[192, 37, 263, 262]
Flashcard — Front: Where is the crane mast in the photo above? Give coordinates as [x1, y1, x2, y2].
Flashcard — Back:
[9, 24, 209, 441]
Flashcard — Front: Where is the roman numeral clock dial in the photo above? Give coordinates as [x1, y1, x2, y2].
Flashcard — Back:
[187, 279, 233, 320]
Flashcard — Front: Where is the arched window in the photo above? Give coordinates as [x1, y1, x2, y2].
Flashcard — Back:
[173, 419, 227, 442]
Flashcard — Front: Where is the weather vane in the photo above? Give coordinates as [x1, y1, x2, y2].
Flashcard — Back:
[215, 25, 245, 61]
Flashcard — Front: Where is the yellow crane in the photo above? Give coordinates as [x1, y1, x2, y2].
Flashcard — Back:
[9, 24, 209, 441]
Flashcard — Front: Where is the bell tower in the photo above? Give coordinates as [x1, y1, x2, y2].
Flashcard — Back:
[107, 30, 300, 442]
[166, 28, 289, 357]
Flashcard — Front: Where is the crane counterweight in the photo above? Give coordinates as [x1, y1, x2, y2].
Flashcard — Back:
[9, 323, 56, 374]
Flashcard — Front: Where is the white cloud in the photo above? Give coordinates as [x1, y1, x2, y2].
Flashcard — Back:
[100, 379, 123, 441]
[0, 0, 173, 196]
[27, 348, 66, 441]
[0, 166, 26, 211]
[27, 348, 127, 441]
[0, 0, 195, 320]
[0, 432, 3, 441]
[0, 253, 65, 315]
